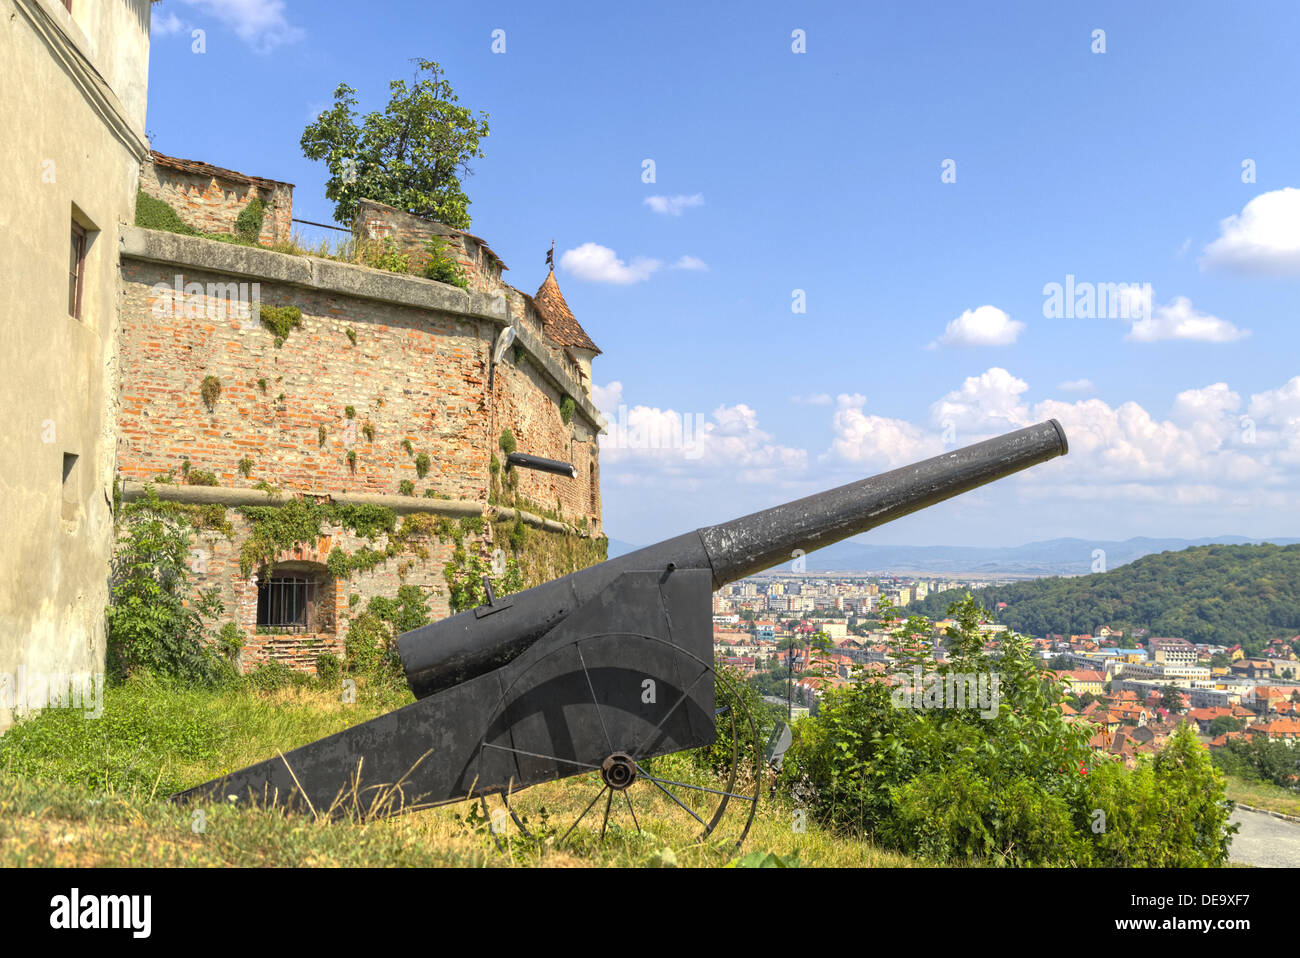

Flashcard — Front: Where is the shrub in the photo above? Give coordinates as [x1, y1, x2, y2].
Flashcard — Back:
[134, 190, 197, 235]
[420, 237, 469, 289]
[105, 492, 225, 684]
[414, 453, 430, 479]
[259, 304, 302, 341]
[499, 429, 516, 455]
[186, 469, 218, 487]
[398, 479, 415, 496]
[234, 197, 265, 243]
[237, 457, 254, 478]
[345, 327, 357, 345]
[315, 653, 342, 686]
[200, 375, 221, 410]
[560, 396, 575, 425]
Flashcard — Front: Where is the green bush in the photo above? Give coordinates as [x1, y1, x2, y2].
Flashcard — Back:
[105, 490, 226, 684]
[398, 479, 415, 496]
[259, 304, 302, 341]
[560, 396, 575, 425]
[414, 453, 430, 479]
[344, 586, 430, 680]
[234, 197, 265, 242]
[420, 237, 469, 289]
[499, 429, 516, 455]
[134, 190, 197, 235]
[315, 653, 342, 686]
[780, 595, 1233, 866]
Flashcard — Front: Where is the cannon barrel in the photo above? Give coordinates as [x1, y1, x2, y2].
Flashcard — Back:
[399, 419, 1067, 698]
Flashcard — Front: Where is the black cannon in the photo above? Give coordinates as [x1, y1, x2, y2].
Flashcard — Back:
[175, 419, 1067, 846]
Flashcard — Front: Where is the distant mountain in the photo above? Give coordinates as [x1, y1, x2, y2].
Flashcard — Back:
[797, 535, 1300, 576]
[911, 542, 1300, 651]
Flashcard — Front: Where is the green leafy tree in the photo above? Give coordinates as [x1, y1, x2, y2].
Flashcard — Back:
[301, 58, 490, 229]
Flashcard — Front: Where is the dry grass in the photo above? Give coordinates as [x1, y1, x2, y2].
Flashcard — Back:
[1224, 774, 1300, 818]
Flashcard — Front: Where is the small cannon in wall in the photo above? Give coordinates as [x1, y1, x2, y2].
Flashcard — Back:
[175, 420, 1068, 847]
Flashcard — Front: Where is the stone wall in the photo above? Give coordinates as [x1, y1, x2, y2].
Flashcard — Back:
[140, 153, 294, 245]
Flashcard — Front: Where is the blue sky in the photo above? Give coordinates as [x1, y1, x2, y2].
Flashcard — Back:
[146, 1, 1300, 550]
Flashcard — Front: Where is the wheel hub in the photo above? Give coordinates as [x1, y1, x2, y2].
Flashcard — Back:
[600, 752, 637, 790]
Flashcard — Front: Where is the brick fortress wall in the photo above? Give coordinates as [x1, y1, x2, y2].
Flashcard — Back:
[117, 218, 605, 672]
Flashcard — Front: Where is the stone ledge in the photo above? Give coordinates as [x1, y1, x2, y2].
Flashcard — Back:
[120, 226, 507, 322]
[121, 480, 483, 517]
[121, 481, 599, 539]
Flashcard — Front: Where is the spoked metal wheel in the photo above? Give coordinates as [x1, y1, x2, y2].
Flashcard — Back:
[472, 633, 762, 851]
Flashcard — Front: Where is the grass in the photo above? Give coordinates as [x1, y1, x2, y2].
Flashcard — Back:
[1224, 773, 1300, 818]
[0, 676, 917, 868]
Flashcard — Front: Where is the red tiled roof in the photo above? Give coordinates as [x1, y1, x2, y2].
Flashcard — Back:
[150, 150, 293, 191]
[533, 271, 600, 354]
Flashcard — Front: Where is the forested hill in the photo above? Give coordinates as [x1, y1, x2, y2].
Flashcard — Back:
[911, 543, 1300, 653]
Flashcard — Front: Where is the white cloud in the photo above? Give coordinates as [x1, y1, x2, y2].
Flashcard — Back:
[594, 383, 807, 481]
[672, 255, 708, 271]
[1126, 296, 1249, 343]
[791, 393, 832, 406]
[929, 305, 1024, 348]
[151, 11, 184, 35]
[1058, 378, 1094, 393]
[176, 0, 303, 52]
[560, 243, 661, 284]
[825, 394, 944, 469]
[1202, 188, 1300, 274]
[643, 194, 704, 216]
[931, 367, 1030, 433]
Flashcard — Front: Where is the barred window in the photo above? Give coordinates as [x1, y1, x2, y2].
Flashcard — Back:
[256, 575, 318, 633]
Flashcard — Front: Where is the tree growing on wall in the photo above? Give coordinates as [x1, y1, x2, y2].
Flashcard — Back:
[301, 59, 490, 230]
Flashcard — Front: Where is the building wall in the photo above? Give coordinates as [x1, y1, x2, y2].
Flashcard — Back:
[0, 0, 151, 729]
[139, 158, 294, 245]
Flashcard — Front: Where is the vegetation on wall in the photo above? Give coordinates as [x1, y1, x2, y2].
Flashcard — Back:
[498, 429, 516, 456]
[398, 480, 415, 497]
[414, 453, 430, 479]
[491, 518, 607, 592]
[345, 327, 357, 345]
[559, 396, 575, 425]
[259, 304, 302, 344]
[344, 585, 432, 680]
[134, 190, 198, 235]
[421, 237, 469, 289]
[186, 468, 218, 487]
[234, 198, 265, 243]
[237, 499, 398, 577]
[237, 457, 254, 478]
[200, 375, 221, 411]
